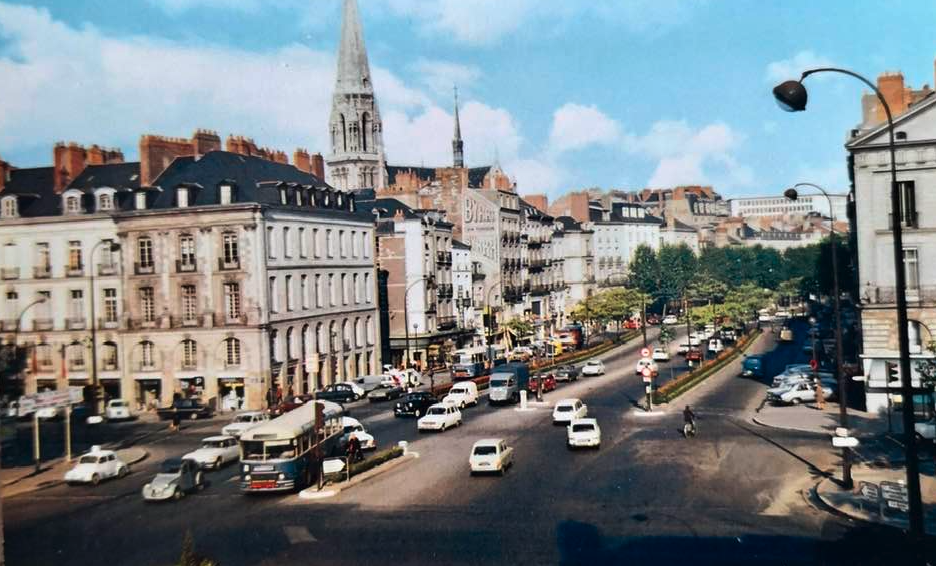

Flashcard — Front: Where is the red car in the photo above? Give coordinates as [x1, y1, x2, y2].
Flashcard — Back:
[646, 314, 661, 325]
[528, 373, 557, 394]
[686, 348, 703, 363]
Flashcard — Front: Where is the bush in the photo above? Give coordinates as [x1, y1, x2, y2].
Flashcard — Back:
[348, 445, 404, 478]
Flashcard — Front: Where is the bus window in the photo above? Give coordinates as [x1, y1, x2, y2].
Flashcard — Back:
[242, 441, 264, 460]
[265, 440, 295, 460]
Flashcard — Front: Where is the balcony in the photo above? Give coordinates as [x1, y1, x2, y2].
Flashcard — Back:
[97, 263, 118, 276]
[134, 262, 155, 275]
[425, 302, 438, 314]
[436, 251, 452, 264]
[38, 358, 54, 370]
[68, 361, 86, 372]
[66, 265, 84, 278]
[218, 257, 240, 271]
[102, 361, 119, 372]
[99, 317, 120, 330]
[531, 285, 549, 296]
[65, 318, 86, 330]
[32, 319, 53, 331]
[438, 316, 457, 331]
[33, 266, 51, 279]
[139, 362, 157, 372]
[176, 259, 198, 273]
[889, 211, 919, 230]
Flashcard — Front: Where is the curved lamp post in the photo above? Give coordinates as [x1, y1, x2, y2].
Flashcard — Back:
[774, 69, 923, 542]
[89, 240, 121, 416]
[785, 183, 850, 489]
[402, 277, 427, 370]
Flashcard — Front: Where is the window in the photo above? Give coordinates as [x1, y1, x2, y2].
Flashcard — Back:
[313, 228, 321, 258]
[285, 275, 294, 311]
[339, 230, 346, 257]
[301, 275, 309, 309]
[299, 228, 307, 257]
[69, 344, 85, 370]
[140, 287, 155, 322]
[181, 340, 197, 369]
[37, 344, 53, 368]
[896, 181, 918, 228]
[315, 274, 323, 307]
[903, 248, 920, 291]
[1, 197, 17, 218]
[317, 323, 326, 354]
[267, 227, 276, 258]
[135, 192, 147, 210]
[365, 272, 373, 303]
[286, 327, 294, 359]
[100, 241, 116, 270]
[177, 188, 189, 208]
[179, 235, 196, 268]
[65, 195, 81, 214]
[103, 288, 118, 323]
[141, 341, 155, 369]
[220, 184, 232, 205]
[269, 277, 278, 313]
[352, 231, 360, 257]
[35, 243, 50, 274]
[225, 338, 241, 367]
[295, 190, 303, 206]
[68, 241, 82, 270]
[97, 193, 113, 212]
[329, 274, 337, 306]
[363, 231, 371, 258]
[138, 237, 154, 269]
[225, 283, 241, 320]
[5, 291, 17, 319]
[283, 227, 292, 258]
[341, 274, 348, 305]
[102, 343, 118, 371]
[222, 233, 239, 266]
[326, 230, 334, 258]
[69, 289, 84, 320]
[366, 316, 374, 345]
[353, 273, 360, 303]
[37, 291, 50, 319]
[271, 329, 280, 362]
[181, 285, 197, 323]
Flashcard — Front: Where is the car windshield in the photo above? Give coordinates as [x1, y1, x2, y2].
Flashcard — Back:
[490, 378, 509, 388]
[450, 388, 466, 395]
[234, 414, 255, 423]
[160, 460, 183, 473]
[78, 455, 100, 464]
[557, 405, 573, 412]
[427, 407, 447, 415]
[202, 440, 224, 449]
[572, 424, 594, 432]
[110, 401, 125, 408]
[473, 446, 497, 456]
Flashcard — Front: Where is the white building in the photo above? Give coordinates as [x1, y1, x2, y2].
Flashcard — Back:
[729, 194, 848, 221]
[556, 216, 595, 305]
[659, 216, 700, 254]
[451, 240, 476, 334]
[588, 202, 662, 282]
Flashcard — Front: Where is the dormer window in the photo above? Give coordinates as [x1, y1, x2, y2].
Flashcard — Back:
[279, 188, 287, 205]
[177, 187, 189, 208]
[98, 193, 113, 211]
[1, 197, 17, 218]
[295, 190, 303, 206]
[135, 192, 147, 210]
[65, 195, 81, 215]
[219, 184, 232, 205]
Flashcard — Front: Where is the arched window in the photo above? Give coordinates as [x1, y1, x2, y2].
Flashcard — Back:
[1, 197, 17, 218]
[364, 272, 373, 303]
[102, 342, 119, 371]
[354, 318, 363, 348]
[317, 323, 326, 354]
[366, 316, 374, 346]
[340, 114, 347, 152]
[302, 324, 310, 360]
[286, 327, 295, 360]
[329, 321, 337, 353]
[225, 338, 241, 367]
[65, 195, 81, 214]
[342, 319, 351, 350]
[181, 339, 197, 369]
[271, 329, 280, 362]
[140, 341, 156, 370]
[361, 113, 369, 152]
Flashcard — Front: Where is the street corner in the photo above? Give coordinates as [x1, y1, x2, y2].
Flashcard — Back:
[291, 452, 418, 504]
[814, 466, 936, 532]
[752, 403, 842, 435]
[117, 446, 149, 466]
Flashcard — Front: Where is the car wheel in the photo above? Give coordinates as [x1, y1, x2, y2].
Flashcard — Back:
[189, 413, 199, 420]
[791, 398, 801, 405]
[118, 466, 129, 478]
[173, 487, 183, 500]
[354, 394, 361, 401]
[460, 401, 466, 410]
[215, 457, 223, 470]
[414, 409, 421, 418]
[90, 473, 100, 486]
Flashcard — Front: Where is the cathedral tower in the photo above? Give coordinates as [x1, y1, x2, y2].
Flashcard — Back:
[326, 0, 386, 190]
[452, 86, 464, 168]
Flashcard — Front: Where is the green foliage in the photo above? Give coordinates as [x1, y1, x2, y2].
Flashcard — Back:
[916, 341, 936, 391]
[503, 318, 534, 338]
[348, 446, 404, 477]
[658, 326, 675, 345]
[657, 244, 698, 304]
[177, 531, 218, 566]
[627, 245, 660, 295]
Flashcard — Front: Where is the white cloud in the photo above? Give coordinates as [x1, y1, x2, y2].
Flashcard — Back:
[507, 158, 566, 194]
[146, 0, 303, 15]
[547, 103, 621, 155]
[765, 50, 834, 83]
[409, 59, 482, 99]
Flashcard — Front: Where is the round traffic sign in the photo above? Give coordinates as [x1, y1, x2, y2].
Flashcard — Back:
[810, 359, 818, 371]
[640, 348, 651, 358]
[642, 367, 652, 378]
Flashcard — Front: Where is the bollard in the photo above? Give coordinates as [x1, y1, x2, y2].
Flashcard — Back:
[398, 440, 408, 456]
[519, 390, 528, 410]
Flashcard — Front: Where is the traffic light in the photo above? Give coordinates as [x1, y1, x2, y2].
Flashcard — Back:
[885, 361, 900, 384]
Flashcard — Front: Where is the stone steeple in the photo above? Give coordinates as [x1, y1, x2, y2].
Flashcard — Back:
[326, 0, 386, 191]
[452, 86, 464, 168]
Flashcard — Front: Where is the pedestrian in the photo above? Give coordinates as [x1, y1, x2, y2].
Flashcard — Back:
[815, 379, 825, 410]
[536, 377, 544, 402]
[171, 406, 181, 432]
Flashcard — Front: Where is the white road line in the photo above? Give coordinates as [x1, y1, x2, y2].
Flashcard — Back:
[283, 525, 318, 544]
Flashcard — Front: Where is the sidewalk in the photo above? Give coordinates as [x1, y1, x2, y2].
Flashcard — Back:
[753, 402, 899, 437]
[816, 463, 936, 532]
[1, 446, 148, 498]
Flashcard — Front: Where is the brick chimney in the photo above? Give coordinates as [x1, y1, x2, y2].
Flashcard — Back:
[87, 145, 105, 165]
[53, 142, 90, 193]
[0, 154, 10, 193]
[310, 153, 325, 179]
[193, 129, 221, 156]
[877, 72, 911, 124]
[294, 149, 311, 173]
[525, 194, 548, 213]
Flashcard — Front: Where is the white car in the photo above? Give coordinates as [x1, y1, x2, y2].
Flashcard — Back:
[708, 339, 725, 354]
[766, 381, 834, 405]
[581, 360, 605, 376]
[634, 358, 659, 376]
[64, 447, 129, 485]
[417, 403, 462, 432]
[443, 381, 479, 409]
[662, 315, 679, 325]
[182, 436, 240, 470]
[758, 313, 774, 322]
[105, 399, 132, 421]
[652, 348, 670, 362]
[567, 418, 601, 449]
[775, 310, 791, 319]
[915, 418, 936, 440]
[469, 438, 513, 476]
[222, 411, 270, 438]
[341, 416, 376, 450]
[676, 343, 690, 355]
[552, 398, 587, 425]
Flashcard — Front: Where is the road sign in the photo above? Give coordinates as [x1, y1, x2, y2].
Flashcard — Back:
[641, 367, 652, 382]
[832, 436, 859, 448]
[322, 458, 346, 474]
[640, 348, 651, 358]
[859, 482, 880, 502]
[810, 359, 818, 371]
[644, 384, 651, 394]
[880, 481, 909, 504]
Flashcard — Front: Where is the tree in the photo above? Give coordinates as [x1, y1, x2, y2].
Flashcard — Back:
[659, 325, 675, 346]
[627, 245, 660, 296]
[503, 318, 534, 339]
[657, 244, 697, 310]
[777, 277, 803, 308]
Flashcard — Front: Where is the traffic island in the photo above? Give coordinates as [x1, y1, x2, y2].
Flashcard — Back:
[814, 463, 936, 531]
[297, 445, 413, 501]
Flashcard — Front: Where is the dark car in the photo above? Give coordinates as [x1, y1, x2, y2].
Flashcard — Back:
[156, 398, 214, 421]
[271, 395, 314, 416]
[394, 392, 438, 418]
[368, 384, 404, 403]
[555, 365, 579, 382]
[528, 373, 557, 394]
[316, 383, 360, 404]
[646, 314, 661, 325]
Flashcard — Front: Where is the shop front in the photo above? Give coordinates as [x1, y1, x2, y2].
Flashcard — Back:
[136, 378, 162, 411]
[100, 379, 121, 404]
[178, 376, 206, 401]
[218, 377, 245, 413]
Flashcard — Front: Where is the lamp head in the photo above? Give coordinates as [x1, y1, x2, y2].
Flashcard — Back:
[773, 80, 808, 112]
[784, 187, 799, 201]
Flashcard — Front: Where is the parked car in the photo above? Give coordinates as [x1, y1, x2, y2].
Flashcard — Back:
[555, 365, 580, 382]
[142, 458, 204, 501]
[634, 358, 659, 376]
[368, 383, 405, 403]
[646, 314, 661, 325]
[183, 436, 239, 470]
[689, 333, 703, 346]
[316, 383, 361, 404]
[352, 375, 389, 395]
[341, 416, 376, 450]
[708, 339, 725, 354]
[677, 343, 690, 355]
[652, 348, 670, 362]
[758, 313, 774, 322]
[527, 373, 557, 395]
[417, 403, 463, 432]
[222, 411, 270, 438]
[662, 315, 679, 325]
[156, 398, 214, 421]
[581, 360, 606, 376]
[65, 447, 129, 486]
[567, 418, 601, 449]
[771, 370, 834, 389]
[721, 328, 739, 343]
[105, 399, 132, 421]
[394, 392, 438, 418]
[271, 394, 315, 417]
[914, 418, 936, 441]
[741, 355, 764, 378]
[686, 348, 703, 363]
[469, 438, 513, 476]
[775, 311, 791, 319]
[552, 398, 588, 425]
[766, 380, 834, 405]
[443, 381, 480, 408]
[509, 346, 534, 362]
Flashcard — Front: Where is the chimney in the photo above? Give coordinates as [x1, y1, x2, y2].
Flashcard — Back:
[139, 134, 194, 186]
[525, 194, 548, 213]
[87, 145, 105, 165]
[193, 129, 221, 156]
[53, 142, 89, 193]
[310, 153, 325, 179]
[877, 72, 910, 123]
[294, 149, 311, 173]
[0, 154, 10, 193]
[272, 150, 288, 165]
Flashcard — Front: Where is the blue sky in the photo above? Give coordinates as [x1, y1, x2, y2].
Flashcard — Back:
[1, 0, 934, 199]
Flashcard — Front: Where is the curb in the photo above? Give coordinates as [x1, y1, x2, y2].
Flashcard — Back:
[813, 477, 910, 531]
[297, 452, 418, 501]
[2, 447, 149, 497]
[750, 415, 834, 436]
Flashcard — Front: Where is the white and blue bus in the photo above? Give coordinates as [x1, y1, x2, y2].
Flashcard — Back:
[451, 346, 490, 380]
[239, 400, 343, 493]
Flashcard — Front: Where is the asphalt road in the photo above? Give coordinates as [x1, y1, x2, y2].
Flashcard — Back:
[5, 325, 929, 565]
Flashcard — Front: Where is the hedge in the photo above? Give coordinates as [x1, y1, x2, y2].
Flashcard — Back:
[652, 329, 763, 404]
[325, 445, 405, 484]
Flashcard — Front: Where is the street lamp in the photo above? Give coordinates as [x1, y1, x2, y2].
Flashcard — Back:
[402, 277, 427, 371]
[484, 284, 501, 364]
[6, 297, 48, 397]
[88, 240, 121, 416]
[785, 183, 851, 488]
[774, 68, 924, 543]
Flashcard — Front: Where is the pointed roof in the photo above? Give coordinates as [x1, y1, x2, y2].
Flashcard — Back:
[335, 0, 372, 96]
[454, 86, 462, 141]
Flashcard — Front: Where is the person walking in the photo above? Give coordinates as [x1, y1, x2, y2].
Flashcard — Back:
[815, 379, 825, 410]
[170, 406, 181, 432]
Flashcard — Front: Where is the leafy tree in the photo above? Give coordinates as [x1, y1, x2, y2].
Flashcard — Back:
[627, 245, 660, 296]
[659, 325, 675, 346]
[503, 318, 534, 338]
[777, 277, 803, 307]
[657, 243, 697, 308]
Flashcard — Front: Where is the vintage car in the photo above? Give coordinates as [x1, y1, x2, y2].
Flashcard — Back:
[182, 436, 240, 470]
[64, 447, 129, 486]
[142, 458, 205, 501]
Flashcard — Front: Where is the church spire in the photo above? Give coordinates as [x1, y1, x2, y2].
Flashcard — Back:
[452, 85, 464, 168]
[335, 0, 372, 95]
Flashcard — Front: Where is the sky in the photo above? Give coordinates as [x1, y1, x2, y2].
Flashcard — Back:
[1, 0, 935, 199]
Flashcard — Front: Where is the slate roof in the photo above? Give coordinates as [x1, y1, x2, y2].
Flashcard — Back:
[357, 197, 420, 220]
[68, 162, 141, 192]
[386, 165, 436, 186]
[2, 167, 57, 217]
[452, 239, 470, 250]
[467, 167, 491, 187]
[589, 206, 664, 225]
[556, 216, 583, 231]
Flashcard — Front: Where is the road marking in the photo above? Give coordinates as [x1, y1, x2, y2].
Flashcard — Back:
[283, 525, 317, 544]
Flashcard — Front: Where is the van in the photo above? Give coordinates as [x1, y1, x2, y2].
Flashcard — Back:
[443, 381, 479, 409]
[488, 363, 530, 405]
[779, 328, 794, 342]
[741, 355, 763, 378]
[353, 374, 387, 394]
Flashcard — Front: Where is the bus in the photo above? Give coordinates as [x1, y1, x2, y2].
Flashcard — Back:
[239, 400, 343, 493]
[451, 346, 489, 380]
